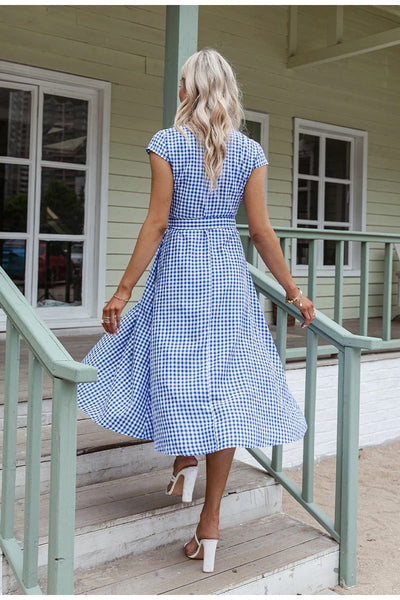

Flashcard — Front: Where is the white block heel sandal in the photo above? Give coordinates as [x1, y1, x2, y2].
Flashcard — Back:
[165, 465, 198, 503]
[184, 532, 219, 572]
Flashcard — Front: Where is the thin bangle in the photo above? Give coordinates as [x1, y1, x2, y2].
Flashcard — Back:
[113, 294, 130, 303]
[285, 289, 302, 304]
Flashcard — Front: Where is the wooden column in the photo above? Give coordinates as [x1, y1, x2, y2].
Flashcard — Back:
[163, 5, 199, 128]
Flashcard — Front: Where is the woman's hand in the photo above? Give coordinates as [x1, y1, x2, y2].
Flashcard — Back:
[287, 288, 315, 328]
[102, 295, 129, 335]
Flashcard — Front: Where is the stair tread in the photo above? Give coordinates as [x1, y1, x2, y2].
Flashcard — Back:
[12, 459, 275, 543]
[72, 512, 338, 595]
[0, 418, 144, 465]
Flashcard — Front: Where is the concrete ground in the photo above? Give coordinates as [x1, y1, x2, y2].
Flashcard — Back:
[282, 438, 400, 595]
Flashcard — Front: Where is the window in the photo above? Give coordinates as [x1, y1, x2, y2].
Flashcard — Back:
[0, 61, 110, 330]
[292, 118, 367, 276]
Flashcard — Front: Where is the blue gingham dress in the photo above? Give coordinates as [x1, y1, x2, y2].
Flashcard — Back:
[77, 126, 307, 455]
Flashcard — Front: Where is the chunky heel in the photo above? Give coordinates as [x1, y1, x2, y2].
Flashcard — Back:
[166, 465, 198, 502]
[201, 538, 218, 572]
[184, 532, 219, 572]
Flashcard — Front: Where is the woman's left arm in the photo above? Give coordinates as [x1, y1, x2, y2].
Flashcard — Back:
[102, 152, 173, 335]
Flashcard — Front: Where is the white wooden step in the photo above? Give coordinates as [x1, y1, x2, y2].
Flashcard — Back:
[0, 420, 176, 499]
[3, 459, 281, 594]
[71, 513, 339, 595]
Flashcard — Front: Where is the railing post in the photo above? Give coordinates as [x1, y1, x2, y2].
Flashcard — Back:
[302, 327, 318, 503]
[0, 319, 20, 540]
[47, 379, 78, 595]
[22, 352, 43, 590]
[308, 239, 317, 303]
[359, 242, 369, 336]
[272, 306, 287, 472]
[382, 242, 393, 341]
[337, 345, 362, 587]
[334, 240, 344, 325]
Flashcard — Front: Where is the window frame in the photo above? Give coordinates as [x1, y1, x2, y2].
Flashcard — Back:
[0, 60, 111, 331]
[292, 118, 368, 277]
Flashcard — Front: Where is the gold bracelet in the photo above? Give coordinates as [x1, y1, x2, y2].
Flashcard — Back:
[113, 294, 129, 303]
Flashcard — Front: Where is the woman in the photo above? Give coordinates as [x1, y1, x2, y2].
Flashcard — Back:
[77, 48, 314, 574]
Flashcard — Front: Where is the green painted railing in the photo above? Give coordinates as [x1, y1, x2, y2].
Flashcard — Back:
[238, 225, 400, 358]
[0, 267, 97, 594]
[244, 262, 382, 587]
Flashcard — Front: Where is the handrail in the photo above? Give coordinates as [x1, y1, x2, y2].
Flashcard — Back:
[238, 224, 400, 354]
[248, 264, 381, 351]
[0, 268, 95, 383]
[0, 266, 97, 594]
[238, 224, 400, 244]
[245, 258, 383, 588]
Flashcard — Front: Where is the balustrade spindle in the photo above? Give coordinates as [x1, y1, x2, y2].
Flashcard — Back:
[359, 242, 369, 336]
[334, 241, 344, 325]
[382, 242, 393, 341]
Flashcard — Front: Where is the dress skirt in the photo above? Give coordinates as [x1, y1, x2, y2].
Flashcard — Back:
[76, 216, 307, 456]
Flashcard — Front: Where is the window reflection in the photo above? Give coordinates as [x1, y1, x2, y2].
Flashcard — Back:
[0, 88, 31, 159]
[0, 163, 29, 232]
[323, 227, 349, 266]
[37, 241, 83, 306]
[0, 239, 26, 293]
[298, 179, 318, 220]
[326, 139, 350, 179]
[296, 225, 318, 265]
[299, 134, 319, 176]
[42, 95, 88, 164]
[40, 168, 85, 235]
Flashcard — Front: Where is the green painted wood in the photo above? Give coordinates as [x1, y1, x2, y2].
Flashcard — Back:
[247, 263, 381, 350]
[334, 351, 345, 535]
[338, 346, 362, 587]
[250, 241, 258, 267]
[302, 328, 318, 503]
[22, 352, 44, 590]
[47, 378, 79, 595]
[0, 319, 20, 540]
[246, 447, 339, 542]
[163, 5, 198, 128]
[237, 224, 400, 244]
[382, 242, 393, 341]
[334, 240, 344, 325]
[280, 237, 289, 264]
[307, 238, 317, 304]
[286, 345, 338, 359]
[0, 537, 42, 595]
[272, 305, 287, 473]
[0, 268, 97, 384]
[359, 242, 369, 336]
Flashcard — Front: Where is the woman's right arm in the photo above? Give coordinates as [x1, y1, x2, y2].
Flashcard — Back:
[243, 165, 315, 327]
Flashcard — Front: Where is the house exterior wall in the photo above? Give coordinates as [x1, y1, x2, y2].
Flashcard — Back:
[0, 5, 399, 322]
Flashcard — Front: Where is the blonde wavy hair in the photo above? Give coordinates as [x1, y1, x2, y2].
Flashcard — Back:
[174, 48, 245, 191]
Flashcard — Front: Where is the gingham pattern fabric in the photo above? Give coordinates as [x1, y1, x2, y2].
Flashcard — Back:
[76, 126, 307, 455]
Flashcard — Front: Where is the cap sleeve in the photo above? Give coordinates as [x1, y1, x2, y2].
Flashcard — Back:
[252, 141, 268, 169]
[145, 129, 169, 162]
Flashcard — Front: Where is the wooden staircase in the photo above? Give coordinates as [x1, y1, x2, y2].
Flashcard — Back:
[0, 412, 339, 594]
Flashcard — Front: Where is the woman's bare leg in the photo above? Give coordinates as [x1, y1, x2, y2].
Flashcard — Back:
[166, 455, 198, 495]
[184, 447, 235, 556]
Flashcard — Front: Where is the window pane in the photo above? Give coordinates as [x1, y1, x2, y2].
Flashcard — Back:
[325, 182, 350, 223]
[243, 119, 261, 143]
[42, 94, 88, 164]
[298, 179, 318, 220]
[40, 168, 85, 234]
[296, 224, 318, 265]
[0, 164, 29, 232]
[323, 227, 349, 266]
[0, 88, 31, 158]
[325, 138, 350, 179]
[37, 240, 83, 306]
[0, 239, 26, 293]
[299, 133, 319, 176]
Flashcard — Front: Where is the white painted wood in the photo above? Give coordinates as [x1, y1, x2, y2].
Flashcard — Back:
[0, 59, 111, 332]
[2, 461, 282, 593]
[66, 513, 338, 596]
[288, 25, 400, 68]
[291, 118, 368, 278]
[328, 6, 344, 46]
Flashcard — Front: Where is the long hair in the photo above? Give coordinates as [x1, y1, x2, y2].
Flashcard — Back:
[174, 48, 245, 191]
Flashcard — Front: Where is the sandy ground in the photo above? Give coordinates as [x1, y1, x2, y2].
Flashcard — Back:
[281, 438, 400, 595]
